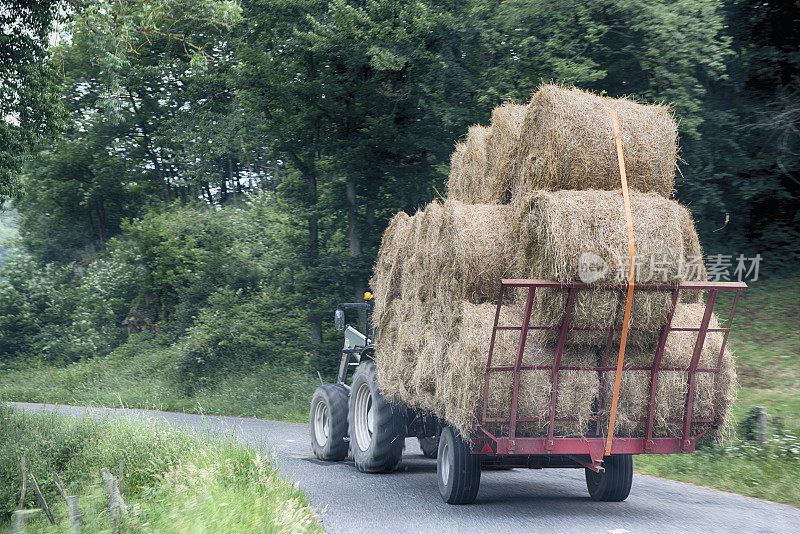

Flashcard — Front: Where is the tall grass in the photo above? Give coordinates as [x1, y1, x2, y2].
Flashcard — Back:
[0, 335, 317, 422]
[0, 407, 321, 533]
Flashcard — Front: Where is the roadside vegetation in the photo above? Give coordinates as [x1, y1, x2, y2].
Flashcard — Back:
[636, 277, 800, 506]
[0, 203, 321, 421]
[3, 261, 799, 505]
[0, 406, 321, 533]
[0, 338, 316, 422]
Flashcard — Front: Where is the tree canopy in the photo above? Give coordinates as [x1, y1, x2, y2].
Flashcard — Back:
[3, 0, 797, 369]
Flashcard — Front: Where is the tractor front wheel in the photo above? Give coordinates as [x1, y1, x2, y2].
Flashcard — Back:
[310, 383, 349, 461]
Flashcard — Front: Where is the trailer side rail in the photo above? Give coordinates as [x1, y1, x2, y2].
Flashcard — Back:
[474, 279, 746, 469]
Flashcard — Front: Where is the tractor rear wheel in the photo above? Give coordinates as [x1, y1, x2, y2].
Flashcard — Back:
[310, 383, 349, 461]
[437, 426, 481, 504]
[418, 437, 439, 458]
[348, 360, 405, 473]
[585, 454, 633, 501]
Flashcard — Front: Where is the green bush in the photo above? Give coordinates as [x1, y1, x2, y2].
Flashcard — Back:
[0, 241, 143, 364]
[177, 288, 312, 384]
[1, 199, 342, 408]
[122, 205, 275, 330]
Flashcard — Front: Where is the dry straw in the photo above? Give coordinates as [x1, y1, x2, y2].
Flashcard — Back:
[370, 211, 413, 326]
[377, 301, 600, 438]
[371, 194, 716, 437]
[507, 84, 677, 200]
[484, 103, 528, 203]
[370, 83, 731, 441]
[447, 125, 492, 203]
[375, 300, 735, 439]
[446, 85, 678, 204]
[392, 200, 519, 308]
[513, 189, 706, 346]
[600, 303, 737, 438]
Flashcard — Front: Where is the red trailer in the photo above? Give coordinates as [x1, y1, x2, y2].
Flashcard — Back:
[311, 279, 747, 505]
[439, 278, 746, 503]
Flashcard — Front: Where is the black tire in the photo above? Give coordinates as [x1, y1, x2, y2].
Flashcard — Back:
[348, 360, 405, 473]
[585, 454, 633, 502]
[437, 426, 481, 504]
[419, 437, 439, 459]
[310, 384, 349, 461]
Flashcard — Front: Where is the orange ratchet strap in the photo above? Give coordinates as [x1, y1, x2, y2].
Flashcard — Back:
[605, 109, 635, 456]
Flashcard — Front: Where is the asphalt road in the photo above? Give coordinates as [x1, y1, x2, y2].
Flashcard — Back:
[7, 402, 799, 533]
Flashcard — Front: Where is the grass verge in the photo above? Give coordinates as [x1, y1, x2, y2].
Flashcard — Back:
[0, 406, 321, 533]
[0, 335, 317, 422]
[635, 431, 800, 506]
[634, 276, 800, 506]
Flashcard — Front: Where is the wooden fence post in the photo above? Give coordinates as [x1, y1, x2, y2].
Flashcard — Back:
[52, 472, 68, 501]
[28, 474, 54, 524]
[11, 509, 40, 534]
[66, 496, 84, 533]
[118, 459, 124, 499]
[101, 467, 126, 533]
[17, 457, 26, 510]
[53, 472, 83, 533]
[101, 468, 120, 534]
[757, 406, 768, 445]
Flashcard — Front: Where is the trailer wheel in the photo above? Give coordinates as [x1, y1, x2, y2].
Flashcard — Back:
[418, 437, 439, 459]
[310, 384, 349, 461]
[585, 454, 633, 502]
[348, 360, 405, 473]
[437, 426, 481, 504]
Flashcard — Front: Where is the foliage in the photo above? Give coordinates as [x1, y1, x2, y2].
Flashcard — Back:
[6, 0, 796, 368]
[0, 333, 317, 422]
[0, 1, 69, 203]
[0, 407, 321, 532]
[1, 2, 798, 507]
[0, 242, 143, 364]
[177, 287, 312, 380]
[121, 204, 270, 328]
[2, 195, 342, 368]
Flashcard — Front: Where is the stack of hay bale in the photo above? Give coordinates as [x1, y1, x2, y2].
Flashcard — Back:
[371, 85, 736, 439]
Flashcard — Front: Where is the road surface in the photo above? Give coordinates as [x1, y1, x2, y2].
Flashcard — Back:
[7, 402, 799, 533]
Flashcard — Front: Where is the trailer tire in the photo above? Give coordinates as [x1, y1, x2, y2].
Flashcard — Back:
[419, 437, 439, 459]
[349, 360, 405, 473]
[437, 426, 481, 504]
[585, 454, 633, 502]
[310, 384, 349, 461]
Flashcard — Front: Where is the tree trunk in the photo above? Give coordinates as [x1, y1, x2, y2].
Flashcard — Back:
[346, 177, 367, 331]
[293, 154, 323, 361]
[125, 90, 171, 203]
[309, 313, 323, 362]
[228, 154, 238, 204]
[219, 158, 228, 204]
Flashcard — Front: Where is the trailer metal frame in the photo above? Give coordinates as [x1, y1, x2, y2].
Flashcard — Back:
[472, 279, 746, 472]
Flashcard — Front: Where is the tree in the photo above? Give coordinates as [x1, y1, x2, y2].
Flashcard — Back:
[0, 0, 68, 204]
[236, 0, 489, 355]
